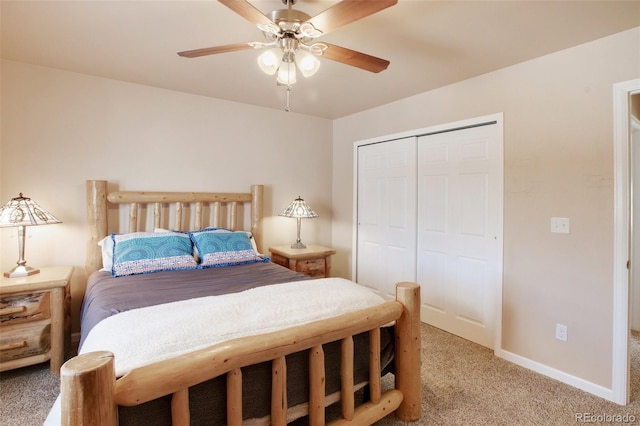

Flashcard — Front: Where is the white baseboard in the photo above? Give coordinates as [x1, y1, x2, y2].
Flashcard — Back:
[496, 348, 616, 403]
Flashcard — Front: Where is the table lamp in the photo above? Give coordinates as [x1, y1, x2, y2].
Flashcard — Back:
[0, 193, 62, 278]
[278, 196, 318, 249]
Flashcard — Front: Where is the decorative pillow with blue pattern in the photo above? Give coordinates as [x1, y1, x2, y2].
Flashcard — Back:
[189, 230, 267, 268]
[111, 232, 197, 277]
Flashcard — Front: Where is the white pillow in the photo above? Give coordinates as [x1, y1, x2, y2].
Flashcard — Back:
[97, 235, 114, 272]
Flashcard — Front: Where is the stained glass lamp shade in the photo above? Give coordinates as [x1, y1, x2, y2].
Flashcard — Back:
[278, 196, 318, 249]
[0, 193, 62, 277]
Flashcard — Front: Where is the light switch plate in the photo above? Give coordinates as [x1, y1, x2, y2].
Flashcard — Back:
[551, 217, 570, 234]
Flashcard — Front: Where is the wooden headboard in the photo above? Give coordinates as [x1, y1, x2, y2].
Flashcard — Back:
[85, 180, 264, 277]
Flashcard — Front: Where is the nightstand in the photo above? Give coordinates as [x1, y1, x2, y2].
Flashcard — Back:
[0, 266, 73, 374]
[269, 245, 336, 278]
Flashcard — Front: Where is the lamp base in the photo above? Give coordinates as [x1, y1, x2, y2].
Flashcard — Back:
[290, 241, 307, 249]
[4, 264, 40, 278]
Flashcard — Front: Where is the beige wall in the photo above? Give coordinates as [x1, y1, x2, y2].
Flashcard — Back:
[332, 28, 640, 389]
[0, 60, 333, 334]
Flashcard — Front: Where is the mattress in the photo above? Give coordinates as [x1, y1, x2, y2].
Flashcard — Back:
[80, 261, 311, 348]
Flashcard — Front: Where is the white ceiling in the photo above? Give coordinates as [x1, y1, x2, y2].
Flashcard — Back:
[2, 0, 639, 119]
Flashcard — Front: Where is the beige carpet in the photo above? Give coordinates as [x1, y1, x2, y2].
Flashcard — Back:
[1, 324, 638, 426]
[376, 326, 640, 425]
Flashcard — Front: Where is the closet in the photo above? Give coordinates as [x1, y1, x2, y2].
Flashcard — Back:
[354, 114, 503, 348]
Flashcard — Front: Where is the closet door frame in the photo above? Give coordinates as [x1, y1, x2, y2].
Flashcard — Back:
[352, 113, 504, 352]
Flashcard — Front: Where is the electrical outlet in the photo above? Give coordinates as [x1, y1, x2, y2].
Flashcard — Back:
[555, 323, 568, 342]
[551, 217, 570, 234]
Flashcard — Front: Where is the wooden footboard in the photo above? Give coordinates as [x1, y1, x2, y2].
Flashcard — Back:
[60, 283, 421, 425]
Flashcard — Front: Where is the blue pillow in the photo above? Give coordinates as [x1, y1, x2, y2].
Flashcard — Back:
[111, 232, 197, 277]
[189, 230, 266, 268]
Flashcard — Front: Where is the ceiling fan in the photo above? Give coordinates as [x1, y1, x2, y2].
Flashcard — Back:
[178, 0, 397, 90]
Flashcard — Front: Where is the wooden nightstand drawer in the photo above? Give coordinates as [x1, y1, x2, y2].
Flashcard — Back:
[270, 253, 288, 269]
[296, 259, 326, 277]
[0, 266, 73, 373]
[0, 320, 51, 362]
[0, 292, 51, 325]
[269, 245, 336, 279]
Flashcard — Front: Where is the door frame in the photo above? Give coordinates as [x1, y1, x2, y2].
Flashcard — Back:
[613, 78, 640, 405]
[352, 113, 504, 352]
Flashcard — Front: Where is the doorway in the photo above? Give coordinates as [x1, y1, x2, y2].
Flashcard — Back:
[631, 95, 640, 334]
[613, 79, 640, 405]
[629, 93, 640, 404]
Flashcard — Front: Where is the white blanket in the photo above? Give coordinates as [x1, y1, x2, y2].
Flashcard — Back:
[80, 277, 386, 377]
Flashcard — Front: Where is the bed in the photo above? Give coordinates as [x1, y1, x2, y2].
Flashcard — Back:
[52, 180, 421, 425]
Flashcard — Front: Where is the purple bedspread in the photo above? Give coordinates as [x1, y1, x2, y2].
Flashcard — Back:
[79, 261, 310, 349]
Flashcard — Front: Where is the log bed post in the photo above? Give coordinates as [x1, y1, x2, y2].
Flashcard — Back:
[61, 350, 117, 425]
[86, 180, 107, 277]
[251, 184, 263, 254]
[394, 282, 422, 421]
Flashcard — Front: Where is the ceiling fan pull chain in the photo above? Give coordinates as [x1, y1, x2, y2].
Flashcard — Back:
[285, 85, 291, 112]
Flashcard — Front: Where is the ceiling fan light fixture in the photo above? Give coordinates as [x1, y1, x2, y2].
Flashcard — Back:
[257, 48, 282, 75]
[295, 49, 320, 77]
[277, 60, 297, 85]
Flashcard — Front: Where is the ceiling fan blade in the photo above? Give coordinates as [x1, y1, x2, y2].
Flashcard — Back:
[218, 0, 274, 26]
[322, 43, 389, 73]
[177, 43, 254, 58]
[305, 0, 397, 35]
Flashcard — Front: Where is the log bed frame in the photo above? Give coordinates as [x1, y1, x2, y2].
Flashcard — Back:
[59, 180, 421, 425]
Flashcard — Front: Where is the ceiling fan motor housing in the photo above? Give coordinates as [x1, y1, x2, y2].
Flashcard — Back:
[279, 35, 299, 53]
[268, 9, 311, 33]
